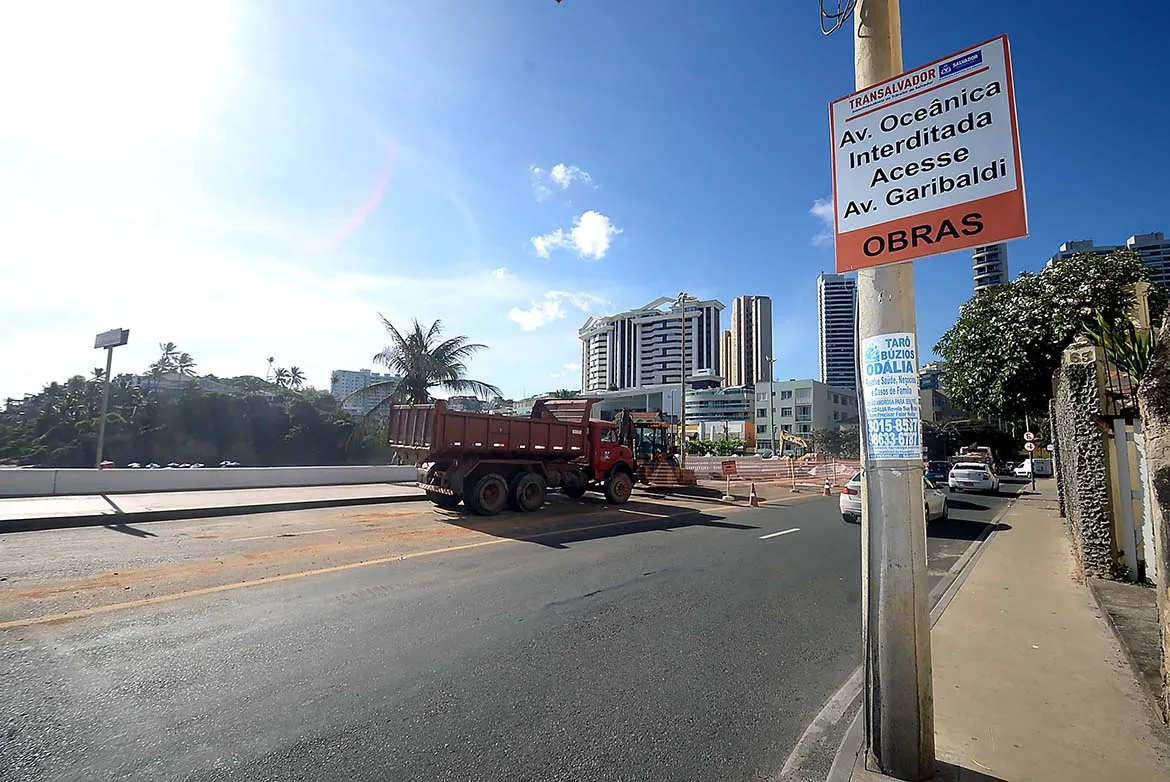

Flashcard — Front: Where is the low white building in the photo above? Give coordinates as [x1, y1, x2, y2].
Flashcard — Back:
[753, 379, 859, 453]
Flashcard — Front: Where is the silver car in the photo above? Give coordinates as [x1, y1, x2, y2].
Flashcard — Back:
[839, 471, 949, 523]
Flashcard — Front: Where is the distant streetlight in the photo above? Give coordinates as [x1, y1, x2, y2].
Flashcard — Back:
[93, 328, 130, 468]
[675, 292, 690, 468]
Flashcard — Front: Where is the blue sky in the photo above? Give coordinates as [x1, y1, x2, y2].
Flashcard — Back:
[2, 0, 1168, 400]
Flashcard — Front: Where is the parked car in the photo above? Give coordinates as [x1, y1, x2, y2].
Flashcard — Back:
[840, 472, 948, 523]
[925, 460, 951, 483]
[949, 461, 1000, 493]
[1014, 457, 1054, 478]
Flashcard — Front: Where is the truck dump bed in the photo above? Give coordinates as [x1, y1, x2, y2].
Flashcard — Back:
[387, 399, 597, 463]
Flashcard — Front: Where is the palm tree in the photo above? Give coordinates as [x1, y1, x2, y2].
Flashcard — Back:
[273, 367, 291, 389]
[157, 342, 179, 371]
[363, 316, 501, 406]
[176, 352, 197, 377]
[288, 366, 306, 391]
[266, 357, 276, 382]
[551, 389, 578, 399]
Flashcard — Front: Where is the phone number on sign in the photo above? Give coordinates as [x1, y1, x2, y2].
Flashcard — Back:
[867, 417, 919, 434]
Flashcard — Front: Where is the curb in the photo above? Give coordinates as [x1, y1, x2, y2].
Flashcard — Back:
[823, 486, 1023, 782]
[0, 492, 425, 534]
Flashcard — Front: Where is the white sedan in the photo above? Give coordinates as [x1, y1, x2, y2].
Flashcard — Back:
[948, 462, 1000, 493]
[839, 472, 949, 524]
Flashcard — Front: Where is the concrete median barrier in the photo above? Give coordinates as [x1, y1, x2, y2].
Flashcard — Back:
[0, 465, 419, 498]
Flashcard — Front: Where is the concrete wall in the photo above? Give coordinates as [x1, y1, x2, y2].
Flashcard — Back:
[1052, 357, 1117, 579]
[0, 466, 418, 498]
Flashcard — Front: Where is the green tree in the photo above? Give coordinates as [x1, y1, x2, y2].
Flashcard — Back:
[551, 389, 579, 399]
[175, 352, 197, 378]
[273, 367, 291, 389]
[935, 250, 1161, 423]
[365, 316, 501, 405]
[288, 366, 306, 391]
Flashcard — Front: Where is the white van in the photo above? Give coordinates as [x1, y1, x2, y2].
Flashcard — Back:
[1014, 458, 1053, 477]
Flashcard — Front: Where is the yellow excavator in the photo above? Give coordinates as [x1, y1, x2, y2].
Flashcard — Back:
[614, 410, 698, 487]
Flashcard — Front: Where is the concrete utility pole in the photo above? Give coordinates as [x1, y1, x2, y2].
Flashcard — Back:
[93, 328, 130, 469]
[676, 292, 689, 468]
[853, 1, 935, 779]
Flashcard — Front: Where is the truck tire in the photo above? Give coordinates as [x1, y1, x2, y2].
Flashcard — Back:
[467, 473, 508, 516]
[604, 470, 633, 505]
[562, 484, 587, 499]
[512, 473, 547, 512]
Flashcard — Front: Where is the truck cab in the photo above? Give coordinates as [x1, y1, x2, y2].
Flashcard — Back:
[590, 420, 634, 482]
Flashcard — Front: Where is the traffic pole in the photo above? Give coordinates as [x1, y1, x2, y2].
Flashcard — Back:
[854, 1, 936, 779]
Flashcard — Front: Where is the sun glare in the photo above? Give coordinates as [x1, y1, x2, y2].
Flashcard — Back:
[0, 0, 240, 150]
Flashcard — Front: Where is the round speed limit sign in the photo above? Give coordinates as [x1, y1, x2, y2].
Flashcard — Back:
[1024, 442, 1036, 452]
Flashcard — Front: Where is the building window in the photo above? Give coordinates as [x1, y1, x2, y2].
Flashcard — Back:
[796, 405, 812, 422]
[757, 408, 767, 418]
[759, 425, 768, 434]
[780, 407, 792, 417]
[796, 388, 811, 401]
[780, 390, 792, 400]
[798, 424, 811, 434]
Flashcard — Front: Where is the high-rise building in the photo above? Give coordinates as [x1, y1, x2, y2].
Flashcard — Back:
[579, 296, 725, 392]
[330, 368, 398, 413]
[972, 243, 1009, 291]
[817, 273, 858, 390]
[719, 330, 733, 384]
[1049, 233, 1170, 287]
[726, 295, 773, 388]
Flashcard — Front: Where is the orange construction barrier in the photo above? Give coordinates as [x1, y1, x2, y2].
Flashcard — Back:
[749, 483, 760, 507]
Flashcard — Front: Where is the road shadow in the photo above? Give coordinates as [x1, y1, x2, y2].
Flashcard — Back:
[946, 498, 991, 512]
[935, 759, 1011, 781]
[438, 499, 757, 550]
[103, 523, 158, 538]
[929, 517, 1012, 541]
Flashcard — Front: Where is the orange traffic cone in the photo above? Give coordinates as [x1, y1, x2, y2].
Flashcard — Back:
[749, 483, 760, 507]
[823, 479, 832, 496]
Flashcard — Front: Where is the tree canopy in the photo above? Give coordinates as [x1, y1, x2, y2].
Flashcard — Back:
[366, 317, 501, 405]
[0, 349, 388, 468]
[934, 249, 1163, 423]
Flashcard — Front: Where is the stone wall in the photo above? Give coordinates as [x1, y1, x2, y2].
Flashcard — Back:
[1051, 361, 1117, 578]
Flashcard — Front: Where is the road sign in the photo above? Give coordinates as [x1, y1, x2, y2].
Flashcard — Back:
[721, 460, 737, 477]
[1023, 431, 1035, 442]
[94, 328, 130, 349]
[1024, 442, 1036, 452]
[829, 35, 1027, 271]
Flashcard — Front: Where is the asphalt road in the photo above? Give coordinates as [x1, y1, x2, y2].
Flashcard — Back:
[1, 486, 1018, 782]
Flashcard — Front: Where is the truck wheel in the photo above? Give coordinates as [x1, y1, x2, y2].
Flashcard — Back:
[604, 471, 633, 504]
[512, 473, 547, 512]
[467, 473, 508, 516]
[562, 484, 587, 499]
[427, 491, 460, 510]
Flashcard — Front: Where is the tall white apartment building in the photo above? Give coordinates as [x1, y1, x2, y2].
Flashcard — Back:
[727, 295, 773, 387]
[972, 243, 1009, 291]
[1049, 232, 1170, 287]
[579, 296, 724, 392]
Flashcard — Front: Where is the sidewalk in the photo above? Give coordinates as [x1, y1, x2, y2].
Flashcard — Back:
[851, 482, 1170, 781]
[0, 483, 424, 531]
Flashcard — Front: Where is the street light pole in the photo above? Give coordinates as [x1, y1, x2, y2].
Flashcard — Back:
[767, 355, 777, 456]
[92, 328, 130, 469]
[676, 292, 689, 468]
[853, 2, 935, 779]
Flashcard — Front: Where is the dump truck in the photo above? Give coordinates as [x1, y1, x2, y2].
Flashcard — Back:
[386, 398, 637, 515]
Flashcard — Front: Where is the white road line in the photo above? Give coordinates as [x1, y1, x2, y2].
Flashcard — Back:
[233, 527, 336, 542]
[759, 527, 800, 540]
[618, 509, 673, 518]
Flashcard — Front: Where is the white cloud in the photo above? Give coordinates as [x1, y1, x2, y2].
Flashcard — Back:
[550, 361, 581, 382]
[507, 291, 610, 331]
[490, 266, 509, 279]
[810, 196, 835, 247]
[529, 162, 593, 201]
[529, 165, 552, 202]
[530, 210, 621, 260]
[549, 163, 592, 189]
